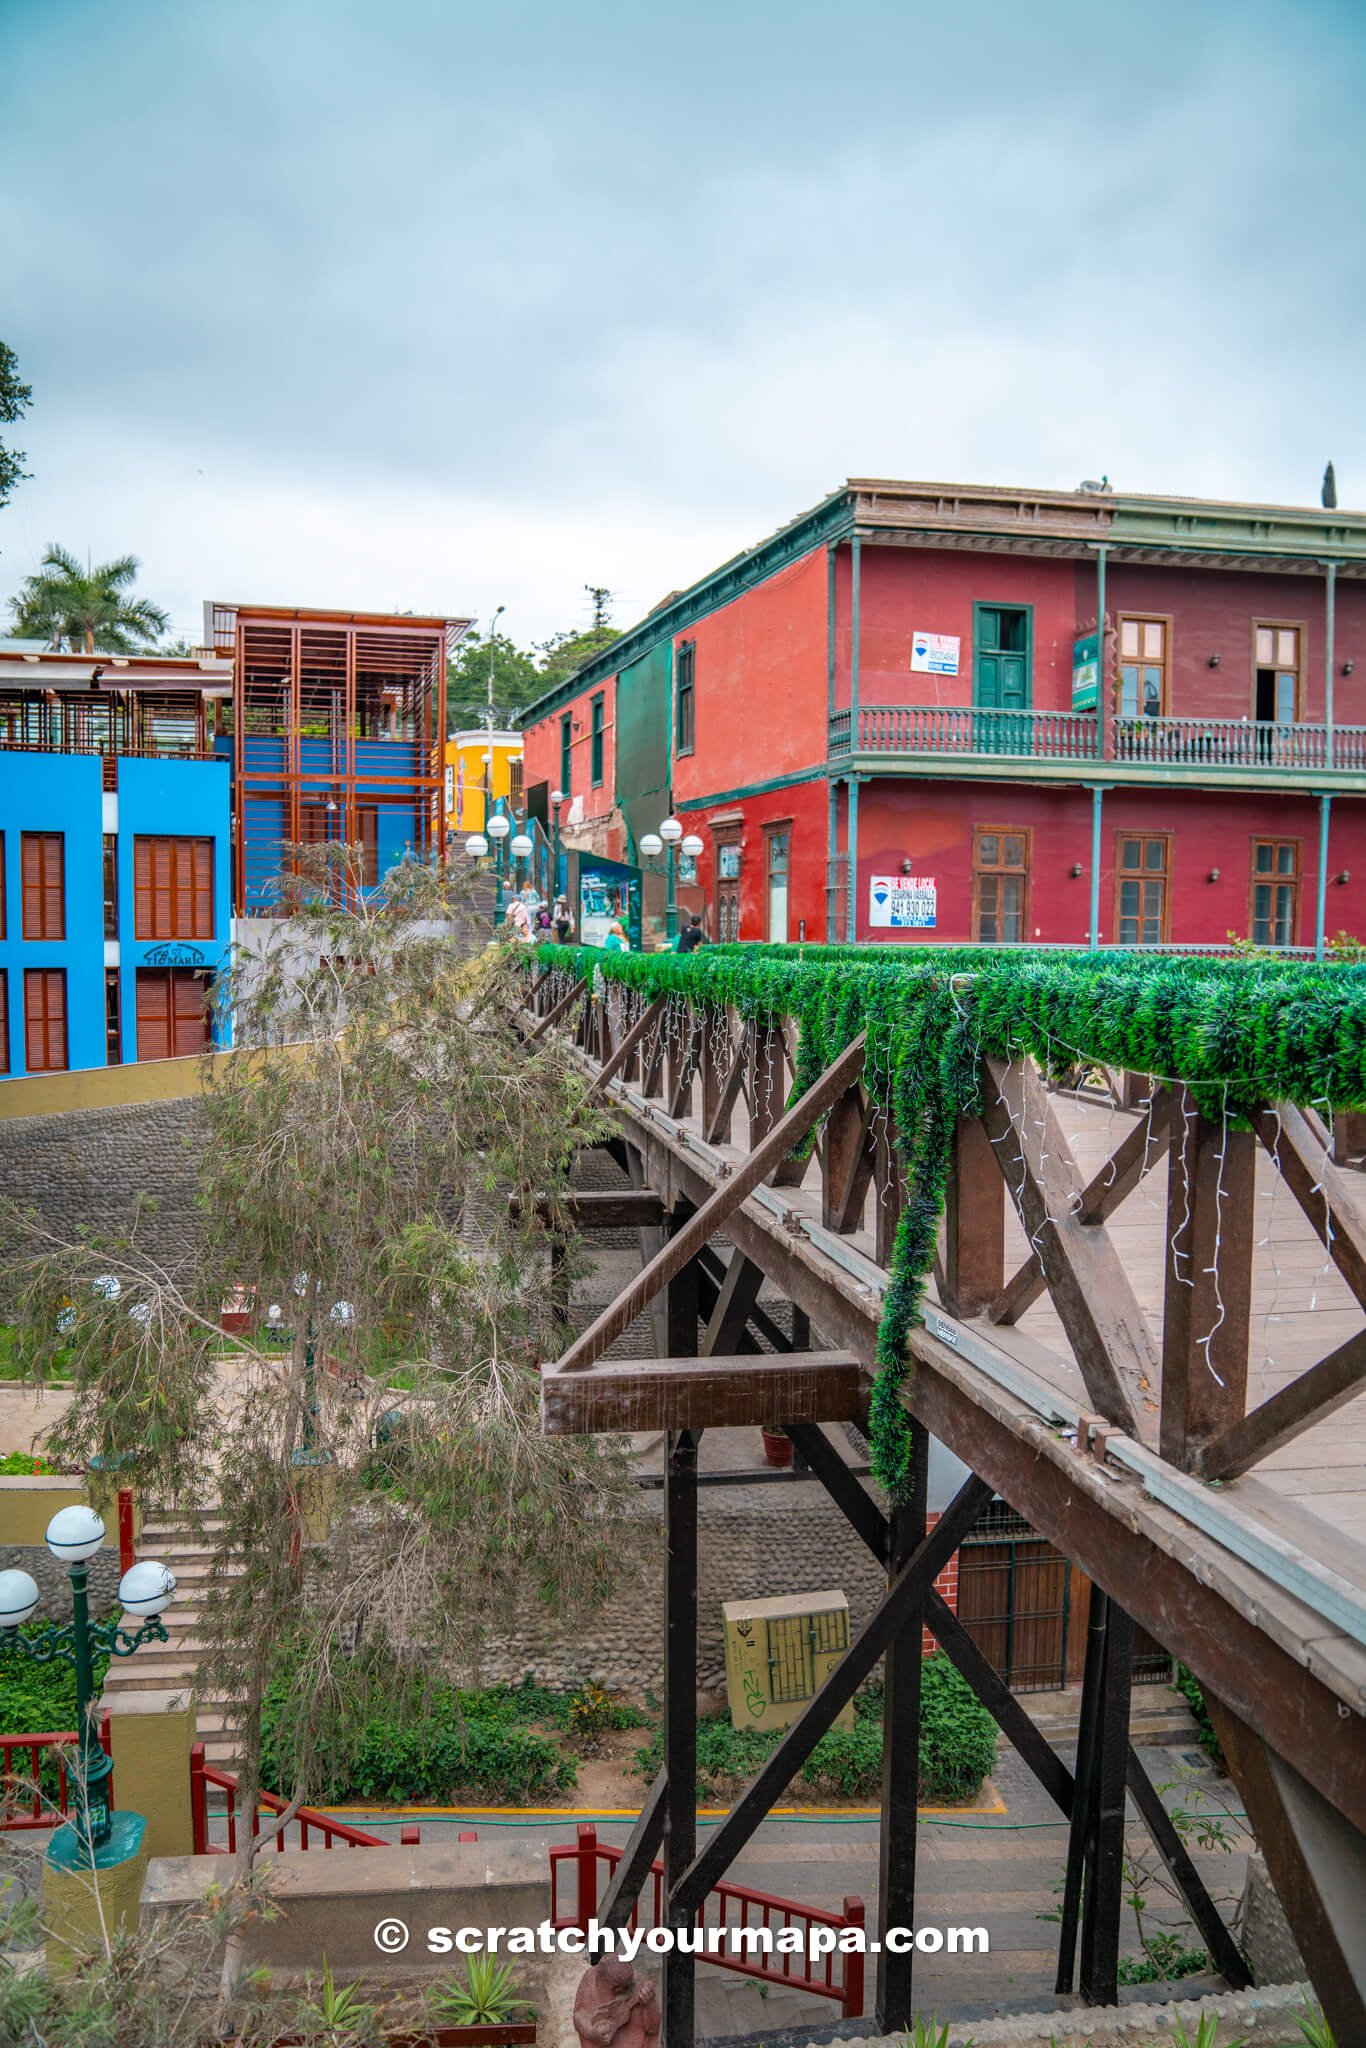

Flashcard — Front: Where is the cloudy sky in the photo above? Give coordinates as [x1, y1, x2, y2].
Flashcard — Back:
[2, 0, 1363, 650]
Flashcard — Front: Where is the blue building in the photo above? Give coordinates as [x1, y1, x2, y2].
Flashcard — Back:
[0, 649, 233, 1076]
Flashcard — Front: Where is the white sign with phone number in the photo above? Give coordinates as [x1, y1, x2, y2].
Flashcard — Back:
[869, 876, 937, 928]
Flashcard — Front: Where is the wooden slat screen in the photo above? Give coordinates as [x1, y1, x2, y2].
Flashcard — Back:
[0, 971, 8, 1074]
[21, 834, 64, 940]
[0, 832, 5, 940]
[23, 970, 67, 1073]
[133, 837, 215, 940]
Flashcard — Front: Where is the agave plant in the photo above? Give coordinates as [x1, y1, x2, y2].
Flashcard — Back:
[293, 1955, 384, 2042]
[429, 1955, 535, 2025]
[1167, 2015, 1247, 2048]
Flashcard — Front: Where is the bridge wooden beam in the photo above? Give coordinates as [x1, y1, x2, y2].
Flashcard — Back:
[979, 1057, 1157, 1441]
[553, 1034, 866, 1376]
[541, 1352, 867, 1434]
[509, 1190, 667, 1230]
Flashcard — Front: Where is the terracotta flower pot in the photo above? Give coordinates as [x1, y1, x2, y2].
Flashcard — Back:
[760, 1426, 793, 1469]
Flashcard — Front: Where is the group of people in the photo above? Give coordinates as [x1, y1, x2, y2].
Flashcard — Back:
[504, 887, 706, 955]
[504, 885, 574, 944]
[603, 912, 704, 953]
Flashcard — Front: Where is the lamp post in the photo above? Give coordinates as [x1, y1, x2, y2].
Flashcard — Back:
[485, 604, 505, 733]
[0, 1507, 176, 1863]
[510, 828, 534, 907]
[659, 815, 684, 941]
[549, 788, 566, 899]
[486, 807, 511, 923]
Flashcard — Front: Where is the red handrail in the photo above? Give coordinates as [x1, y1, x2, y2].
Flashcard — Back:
[0, 1717, 113, 1831]
[117, 1488, 136, 1575]
[550, 1822, 865, 2019]
[189, 1743, 420, 1854]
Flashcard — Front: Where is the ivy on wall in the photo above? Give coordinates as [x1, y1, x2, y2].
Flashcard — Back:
[531, 943, 1366, 1499]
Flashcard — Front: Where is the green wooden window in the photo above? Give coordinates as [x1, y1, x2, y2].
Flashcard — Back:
[676, 642, 695, 756]
[590, 694, 605, 787]
[559, 714, 572, 796]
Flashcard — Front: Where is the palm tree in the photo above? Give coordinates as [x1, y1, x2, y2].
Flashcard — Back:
[10, 544, 170, 654]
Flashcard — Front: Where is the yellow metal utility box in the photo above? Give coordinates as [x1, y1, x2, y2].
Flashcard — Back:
[722, 1590, 854, 1733]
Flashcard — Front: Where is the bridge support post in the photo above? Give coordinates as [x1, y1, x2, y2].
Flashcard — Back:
[876, 1418, 929, 2031]
[662, 1428, 700, 2046]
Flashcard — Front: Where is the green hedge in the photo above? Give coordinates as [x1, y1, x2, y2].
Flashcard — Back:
[259, 1676, 586, 1806]
[532, 941, 1366, 1498]
[632, 1659, 996, 1804]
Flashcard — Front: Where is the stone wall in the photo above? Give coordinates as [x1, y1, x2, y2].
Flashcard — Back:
[0, 1097, 204, 1268]
[469, 1474, 891, 1699]
[0, 1544, 121, 1621]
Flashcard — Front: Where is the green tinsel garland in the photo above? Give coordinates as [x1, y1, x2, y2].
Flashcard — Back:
[530, 943, 1366, 1501]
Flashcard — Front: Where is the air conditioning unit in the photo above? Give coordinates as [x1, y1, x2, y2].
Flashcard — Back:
[722, 1590, 854, 1734]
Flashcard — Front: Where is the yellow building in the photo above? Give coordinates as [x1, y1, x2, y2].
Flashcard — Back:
[444, 728, 523, 838]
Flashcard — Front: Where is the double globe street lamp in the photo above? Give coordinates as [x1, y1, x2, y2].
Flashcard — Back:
[639, 816, 705, 942]
[0, 1505, 176, 1859]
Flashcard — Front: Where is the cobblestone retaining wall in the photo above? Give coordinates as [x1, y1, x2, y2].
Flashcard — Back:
[0, 1098, 203, 1270]
[468, 1476, 890, 1698]
[0, 1544, 121, 1621]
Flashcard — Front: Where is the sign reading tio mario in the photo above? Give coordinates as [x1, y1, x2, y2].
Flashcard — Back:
[909, 631, 960, 676]
[869, 875, 937, 928]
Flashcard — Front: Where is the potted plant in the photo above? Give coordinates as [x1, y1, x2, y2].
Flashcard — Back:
[759, 1424, 792, 1469]
[407, 1957, 538, 2045]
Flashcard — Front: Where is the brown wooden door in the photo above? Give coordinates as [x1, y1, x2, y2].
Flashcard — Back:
[956, 1517, 1075, 1692]
[135, 969, 211, 1062]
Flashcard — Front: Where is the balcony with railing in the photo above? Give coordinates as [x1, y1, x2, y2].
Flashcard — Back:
[0, 690, 220, 762]
[829, 704, 1366, 776]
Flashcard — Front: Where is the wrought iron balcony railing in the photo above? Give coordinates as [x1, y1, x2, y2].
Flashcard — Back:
[829, 704, 1366, 773]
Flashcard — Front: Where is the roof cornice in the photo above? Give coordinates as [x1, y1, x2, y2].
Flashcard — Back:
[517, 488, 854, 724]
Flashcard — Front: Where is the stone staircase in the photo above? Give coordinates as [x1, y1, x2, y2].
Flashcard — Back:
[100, 1509, 242, 1769]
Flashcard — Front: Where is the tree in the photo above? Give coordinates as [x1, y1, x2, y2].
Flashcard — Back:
[0, 340, 31, 513]
[0, 850, 636, 1872]
[447, 626, 541, 731]
[9, 543, 170, 653]
[535, 622, 621, 689]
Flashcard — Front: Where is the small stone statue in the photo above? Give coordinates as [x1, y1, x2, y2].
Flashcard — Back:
[572, 1955, 662, 2046]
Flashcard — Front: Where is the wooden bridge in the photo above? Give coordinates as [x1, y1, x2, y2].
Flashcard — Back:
[522, 946, 1366, 2046]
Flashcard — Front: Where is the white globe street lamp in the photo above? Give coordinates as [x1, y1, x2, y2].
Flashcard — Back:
[46, 1505, 105, 1564]
[0, 1569, 39, 1627]
[464, 833, 489, 858]
[510, 833, 533, 859]
[486, 813, 511, 841]
[117, 1561, 177, 1619]
[659, 816, 683, 844]
[639, 832, 663, 858]
[680, 833, 704, 858]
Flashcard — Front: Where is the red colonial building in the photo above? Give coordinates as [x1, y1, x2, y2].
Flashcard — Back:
[521, 480, 1366, 952]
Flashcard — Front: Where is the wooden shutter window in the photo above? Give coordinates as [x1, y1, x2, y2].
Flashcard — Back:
[134, 837, 215, 940]
[193, 839, 213, 936]
[0, 832, 5, 941]
[21, 834, 65, 940]
[24, 969, 67, 1073]
[0, 971, 8, 1074]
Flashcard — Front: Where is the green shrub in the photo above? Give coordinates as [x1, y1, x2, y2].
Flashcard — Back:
[802, 1720, 882, 1799]
[258, 1672, 579, 1806]
[633, 1659, 996, 1805]
[0, 1450, 52, 1475]
[919, 1654, 997, 1802]
[631, 1718, 777, 1797]
[0, 1626, 111, 1805]
[1174, 1664, 1223, 1766]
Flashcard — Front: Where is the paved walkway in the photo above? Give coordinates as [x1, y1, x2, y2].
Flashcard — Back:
[329, 1738, 1250, 2027]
